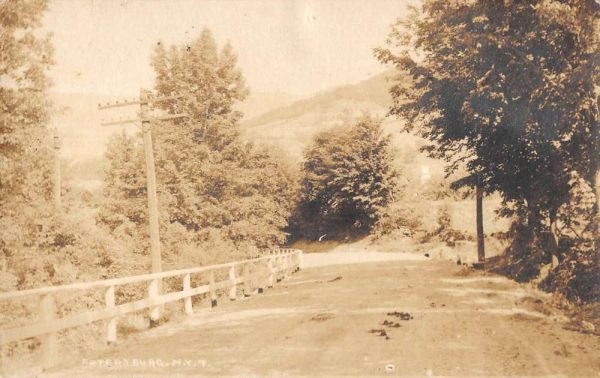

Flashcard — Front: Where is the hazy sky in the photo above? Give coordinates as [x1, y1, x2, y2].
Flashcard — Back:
[43, 0, 416, 98]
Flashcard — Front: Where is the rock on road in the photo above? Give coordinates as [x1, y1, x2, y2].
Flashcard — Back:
[47, 254, 600, 377]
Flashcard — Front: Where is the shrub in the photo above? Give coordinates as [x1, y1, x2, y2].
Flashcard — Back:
[293, 115, 399, 240]
[371, 202, 421, 240]
[541, 175, 599, 302]
[422, 204, 469, 244]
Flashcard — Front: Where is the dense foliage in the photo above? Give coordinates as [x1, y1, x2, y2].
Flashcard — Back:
[0, 6, 143, 368]
[1, 0, 53, 290]
[376, 0, 599, 301]
[292, 116, 398, 240]
[98, 30, 298, 268]
[0, 0, 129, 294]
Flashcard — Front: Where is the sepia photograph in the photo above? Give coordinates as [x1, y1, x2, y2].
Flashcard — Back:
[0, 0, 599, 376]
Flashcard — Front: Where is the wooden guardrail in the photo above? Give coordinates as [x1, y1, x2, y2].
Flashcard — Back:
[0, 248, 302, 370]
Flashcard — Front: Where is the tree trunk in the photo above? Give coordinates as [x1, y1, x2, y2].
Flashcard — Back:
[476, 178, 485, 263]
[594, 168, 600, 253]
[549, 210, 560, 268]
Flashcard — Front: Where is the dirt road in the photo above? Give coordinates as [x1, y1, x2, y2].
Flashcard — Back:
[46, 256, 600, 377]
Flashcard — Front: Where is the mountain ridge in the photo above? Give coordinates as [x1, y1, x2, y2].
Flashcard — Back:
[242, 70, 396, 130]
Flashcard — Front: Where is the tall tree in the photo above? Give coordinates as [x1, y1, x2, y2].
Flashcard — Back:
[0, 0, 54, 204]
[97, 131, 148, 250]
[0, 0, 54, 283]
[376, 0, 600, 268]
[149, 29, 249, 234]
[0, 0, 133, 291]
[100, 29, 298, 263]
[295, 116, 398, 239]
[150, 29, 295, 249]
[152, 29, 248, 152]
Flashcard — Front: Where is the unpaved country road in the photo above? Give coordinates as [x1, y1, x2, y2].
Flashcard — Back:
[46, 257, 600, 377]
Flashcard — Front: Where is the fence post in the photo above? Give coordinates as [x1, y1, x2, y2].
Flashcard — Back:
[283, 254, 289, 279]
[148, 278, 160, 327]
[267, 258, 274, 288]
[292, 251, 298, 272]
[276, 254, 282, 282]
[257, 261, 265, 294]
[105, 285, 117, 345]
[40, 293, 57, 370]
[229, 266, 237, 300]
[183, 273, 193, 315]
[243, 263, 252, 297]
[209, 270, 218, 307]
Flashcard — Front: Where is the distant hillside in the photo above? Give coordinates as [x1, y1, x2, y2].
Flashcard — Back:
[236, 91, 299, 121]
[242, 70, 394, 129]
[238, 70, 436, 169]
[50, 90, 298, 187]
[50, 71, 446, 194]
[51, 90, 298, 161]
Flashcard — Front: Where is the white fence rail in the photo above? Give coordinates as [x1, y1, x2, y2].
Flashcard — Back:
[0, 248, 303, 370]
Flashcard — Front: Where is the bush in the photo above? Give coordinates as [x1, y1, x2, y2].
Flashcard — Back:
[292, 115, 399, 240]
[542, 247, 600, 303]
[371, 202, 421, 240]
[502, 220, 548, 282]
[540, 175, 599, 302]
[422, 204, 470, 244]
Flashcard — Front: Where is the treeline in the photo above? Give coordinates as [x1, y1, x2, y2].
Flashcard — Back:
[0, 0, 397, 293]
[0, 0, 129, 292]
[376, 0, 599, 302]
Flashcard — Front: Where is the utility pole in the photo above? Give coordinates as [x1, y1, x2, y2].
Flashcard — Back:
[53, 128, 61, 209]
[476, 176, 485, 263]
[476, 120, 485, 266]
[98, 89, 188, 301]
[139, 89, 162, 282]
[595, 168, 600, 254]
